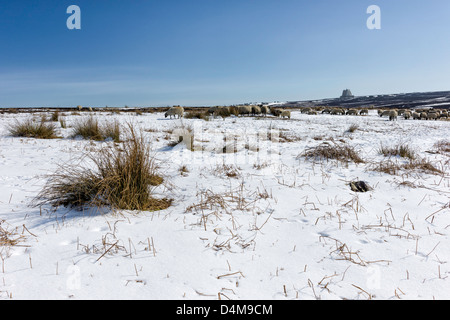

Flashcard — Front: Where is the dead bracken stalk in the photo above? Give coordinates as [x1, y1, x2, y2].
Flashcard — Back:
[0, 220, 27, 247]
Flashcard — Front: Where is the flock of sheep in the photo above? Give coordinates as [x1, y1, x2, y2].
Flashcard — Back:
[377, 108, 449, 121]
[74, 104, 448, 123]
[164, 105, 291, 119]
[164, 104, 449, 122]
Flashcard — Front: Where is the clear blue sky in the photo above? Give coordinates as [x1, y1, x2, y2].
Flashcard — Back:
[1, 0, 450, 107]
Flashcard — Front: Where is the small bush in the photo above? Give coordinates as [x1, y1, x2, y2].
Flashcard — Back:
[34, 124, 171, 212]
[7, 118, 58, 139]
[300, 143, 364, 164]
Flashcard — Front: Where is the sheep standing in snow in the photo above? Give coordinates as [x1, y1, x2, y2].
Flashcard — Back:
[77, 105, 83, 112]
[301, 107, 312, 114]
[213, 106, 231, 119]
[330, 108, 345, 115]
[359, 109, 369, 116]
[389, 110, 398, 121]
[251, 105, 262, 116]
[346, 109, 358, 116]
[380, 110, 391, 118]
[420, 112, 428, 120]
[271, 108, 283, 117]
[412, 112, 421, 120]
[260, 106, 270, 117]
[427, 112, 439, 120]
[238, 106, 252, 116]
[165, 106, 184, 119]
[403, 111, 412, 120]
[281, 110, 291, 119]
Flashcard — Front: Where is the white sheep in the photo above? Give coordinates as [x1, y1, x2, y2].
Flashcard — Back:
[359, 109, 369, 116]
[238, 106, 252, 116]
[411, 112, 420, 120]
[389, 110, 398, 121]
[403, 111, 412, 120]
[271, 108, 282, 117]
[301, 107, 312, 114]
[260, 106, 270, 117]
[251, 105, 262, 116]
[380, 110, 391, 118]
[165, 106, 184, 119]
[427, 112, 439, 120]
[281, 110, 291, 119]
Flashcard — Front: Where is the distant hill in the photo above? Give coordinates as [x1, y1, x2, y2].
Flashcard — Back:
[282, 91, 450, 110]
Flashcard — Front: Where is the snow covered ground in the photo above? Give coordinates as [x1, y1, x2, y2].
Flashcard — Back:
[0, 109, 449, 300]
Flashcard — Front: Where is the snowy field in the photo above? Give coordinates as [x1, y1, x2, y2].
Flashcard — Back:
[0, 109, 449, 300]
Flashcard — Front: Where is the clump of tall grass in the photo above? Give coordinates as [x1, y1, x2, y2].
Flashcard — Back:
[345, 124, 359, 133]
[378, 143, 416, 160]
[60, 118, 67, 129]
[369, 158, 443, 175]
[34, 124, 171, 212]
[184, 110, 209, 121]
[433, 140, 450, 154]
[7, 118, 58, 139]
[300, 142, 364, 164]
[71, 116, 120, 142]
[50, 111, 60, 122]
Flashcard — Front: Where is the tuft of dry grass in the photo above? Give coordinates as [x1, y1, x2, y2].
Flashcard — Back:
[378, 143, 416, 160]
[300, 142, 364, 164]
[7, 118, 58, 139]
[59, 118, 67, 129]
[71, 116, 103, 140]
[71, 117, 121, 142]
[102, 120, 121, 143]
[369, 158, 443, 175]
[433, 140, 450, 154]
[212, 163, 241, 179]
[0, 220, 25, 247]
[184, 111, 209, 121]
[50, 111, 60, 122]
[167, 124, 194, 150]
[178, 165, 189, 176]
[34, 124, 171, 212]
[346, 124, 359, 133]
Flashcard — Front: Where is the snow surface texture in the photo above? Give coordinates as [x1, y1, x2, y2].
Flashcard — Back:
[0, 110, 449, 300]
